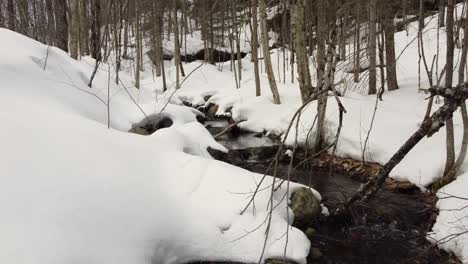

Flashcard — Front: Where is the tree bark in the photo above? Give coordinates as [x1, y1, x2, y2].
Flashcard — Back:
[316, 0, 327, 150]
[251, 0, 261, 96]
[79, 0, 89, 56]
[174, 2, 181, 89]
[368, 0, 377, 95]
[444, 0, 456, 174]
[71, 0, 80, 59]
[259, 0, 281, 104]
[90, 0, 101, 61]
[7, 0, 16, 31]
[135, 1, 141, 89]
[54, 0, 69, 52]
[439, 0, 446, 28]
[384, 11, 399, 91]
[292, 0, 313, 103]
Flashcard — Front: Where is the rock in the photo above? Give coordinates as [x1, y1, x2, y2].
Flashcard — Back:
[133, 115, 174, 134]
[206, 103, 219, 118]
[128, 127, 149, 135]
[203, 95, 213, 102]
[265, 259, 297, 264]
[310, 247, 323, 259]
[290, 187, 321, 229]
[305, 227, 317, 239]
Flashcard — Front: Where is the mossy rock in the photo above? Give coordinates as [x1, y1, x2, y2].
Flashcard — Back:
[128, 127, 149, 136]
[290, 187, 321, 229]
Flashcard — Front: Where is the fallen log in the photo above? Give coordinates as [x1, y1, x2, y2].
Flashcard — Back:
[342, 83, 468, 211]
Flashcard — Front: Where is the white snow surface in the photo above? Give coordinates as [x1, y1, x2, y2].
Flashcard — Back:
[148, 9, 468, 262]
[0, 29, 315, 264]
[171, 9, 467, 188]
[429, 171, 468, 263]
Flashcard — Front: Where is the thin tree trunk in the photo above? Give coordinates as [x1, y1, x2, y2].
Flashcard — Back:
[70, 0, 80, 59]
[259, 0, 281, 104]
[368, 0, 377, 95]
[54, 0, 69, 52]
[444, 0, 456, 174]
[79, 0, 89, 55]
[316, 0, 327, 150]
[90, 0, 101, 61]
[174, 3, 181, 89]
[292, 0, 313, 103]
[384, 11, 399, 91]
[439, 0, 446, 28]
[135, 2, 141, 89]
[251, 0, 261, 96]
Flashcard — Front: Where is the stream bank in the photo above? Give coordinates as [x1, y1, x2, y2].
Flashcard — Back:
[203, 115, 460, 264]
[128, 110, 460, 263]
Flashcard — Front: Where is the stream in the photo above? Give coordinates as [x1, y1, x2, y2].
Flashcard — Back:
[202, 117, 460, 264]
[131, 111, 459, 263]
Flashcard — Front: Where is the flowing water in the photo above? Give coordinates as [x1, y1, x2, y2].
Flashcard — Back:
[203, 118, 459, 264]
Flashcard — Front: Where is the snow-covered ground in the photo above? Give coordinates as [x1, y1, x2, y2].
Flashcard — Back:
[170, 8, 467, 188]
[2, 2, 468, 262]
[0, 28, 318, 264]
[143, 7, 468, 262]
[429, 170, 468, 263]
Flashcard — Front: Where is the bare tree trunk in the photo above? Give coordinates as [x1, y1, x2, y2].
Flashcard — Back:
[174, 2, 181, 89]
[439, 0, 446, 28]
[70, 0, 80, 59]
[232, 2, 242, 81]
[54, 0, 69, 52]
[45, 0, 56, 45]
[339, 18, 346, 61]
[79, 0, 90, 56]
[449, 0, 468, 181]
[354, 1, 361, 83]
[444, 0, 456, 175]
[259, 0, 281, 104]
[152, 0, 163, 77]
[251, 0, 261, 96]
[36, 0, 47, 43]
[7, 0, 15, 31]
[384, 10, 399, 91]
[316, 0, 327, 150]
[135, 2, 141, 89]
[292, 0, 313, 103]
[90, 0, 101, 61]
[368, 0, 377, 95]
[378, 22, 386, 94]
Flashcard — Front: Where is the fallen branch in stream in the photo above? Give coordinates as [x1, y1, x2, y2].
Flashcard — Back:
[342, 83, 468, 212]
[213, 120, 243, 139]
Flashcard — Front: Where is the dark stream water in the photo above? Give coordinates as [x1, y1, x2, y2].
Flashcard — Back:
[202, 119, 459, 264]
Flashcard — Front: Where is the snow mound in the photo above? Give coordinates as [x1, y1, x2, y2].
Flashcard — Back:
[0, 28, 314, 264]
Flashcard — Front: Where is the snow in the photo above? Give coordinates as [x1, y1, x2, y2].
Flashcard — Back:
[429, 171, 468, 263]
[145, 8, 468, 261]
[2, 1, 468, 262]
[0, 28, 316, 264]
[170, 8, 467, 188]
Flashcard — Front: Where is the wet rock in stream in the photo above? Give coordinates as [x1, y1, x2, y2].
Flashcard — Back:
[290, 187, 321, 229]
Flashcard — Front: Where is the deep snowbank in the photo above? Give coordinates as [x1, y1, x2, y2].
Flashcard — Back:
[0, 28, 314, 264]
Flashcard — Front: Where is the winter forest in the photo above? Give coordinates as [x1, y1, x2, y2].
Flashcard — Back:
[2, 0, 468, 263]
